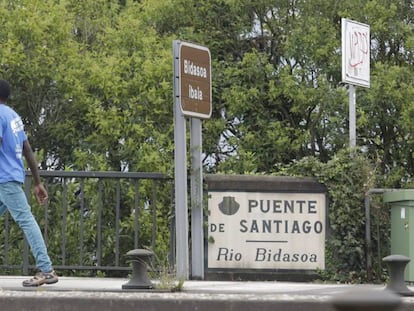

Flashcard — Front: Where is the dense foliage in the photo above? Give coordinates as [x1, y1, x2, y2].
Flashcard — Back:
[0, 0, 413, 282]
[279, 150, 387, 282]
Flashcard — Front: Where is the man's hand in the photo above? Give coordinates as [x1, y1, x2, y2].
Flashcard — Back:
[34, 184, 48, 205]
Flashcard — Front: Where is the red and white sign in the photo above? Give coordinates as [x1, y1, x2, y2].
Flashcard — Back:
[342, 18, 370, 88]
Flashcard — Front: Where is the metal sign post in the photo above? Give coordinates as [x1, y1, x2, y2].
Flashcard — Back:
[173, 40, 211, 280]
[173, 41, 189, 280]
[349, 85, 356, 148]
[190, 118, 203, 279]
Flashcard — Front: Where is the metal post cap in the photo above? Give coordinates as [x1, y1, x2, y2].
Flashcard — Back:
[383, 254, 410, 263]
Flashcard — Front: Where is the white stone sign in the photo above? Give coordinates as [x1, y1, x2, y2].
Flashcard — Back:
[208, 192, 326, 270]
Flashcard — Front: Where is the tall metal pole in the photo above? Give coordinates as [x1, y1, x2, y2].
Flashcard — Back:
[190, 118, 204, 279]
[349, 84, 356, 148]
[173, 40, 189, 280]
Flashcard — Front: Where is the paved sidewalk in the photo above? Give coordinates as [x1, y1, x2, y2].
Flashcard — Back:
[0, 276, 412, 311]
[0, 275, 375, 294]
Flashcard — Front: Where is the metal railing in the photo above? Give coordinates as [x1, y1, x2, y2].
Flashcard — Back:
[0, 171, 174, 276]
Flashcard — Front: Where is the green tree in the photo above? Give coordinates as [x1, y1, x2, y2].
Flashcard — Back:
[1, 0, 414, 282]
[0, 0, 89, 169]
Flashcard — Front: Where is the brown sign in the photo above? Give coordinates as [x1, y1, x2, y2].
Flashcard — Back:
[179, 42, 211, 119]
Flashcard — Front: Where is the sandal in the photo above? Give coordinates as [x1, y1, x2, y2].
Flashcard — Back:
[22, 270, 59, 287]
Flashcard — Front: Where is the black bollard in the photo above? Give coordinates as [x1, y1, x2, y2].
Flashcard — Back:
[331, 287, 401, 311]
[383, 254, 414, 296]
[122, 249, 154, 290]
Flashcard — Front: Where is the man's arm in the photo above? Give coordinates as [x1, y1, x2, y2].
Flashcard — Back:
[23, 140, 41, 185]
[23, 140, 48, 204]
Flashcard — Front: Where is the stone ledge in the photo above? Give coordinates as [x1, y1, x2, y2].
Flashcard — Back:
[205, 174, 327, 193]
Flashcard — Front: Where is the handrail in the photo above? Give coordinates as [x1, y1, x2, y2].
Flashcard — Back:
[28, 170, 169, 179]
[0, 170, 174, 276]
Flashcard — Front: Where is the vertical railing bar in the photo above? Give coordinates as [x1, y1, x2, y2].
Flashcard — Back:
[134, 179, 140, 249]
[23, 179, 31, 275]
[115, 180, 120, 267]
[62, 178, 67, 266]
[79, 179, 85, 265]
[43, 179, 49, 243]
[4, 212, 9, 265]
[97, 179, 103, 267]
[170, 182, 176, 267]
[151, 180, 157, 252]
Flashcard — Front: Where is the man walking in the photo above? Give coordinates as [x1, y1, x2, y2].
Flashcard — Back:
[0, 79, 58, 286]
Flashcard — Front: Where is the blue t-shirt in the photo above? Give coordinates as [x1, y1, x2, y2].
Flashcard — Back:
[0, 104, 28, 183]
